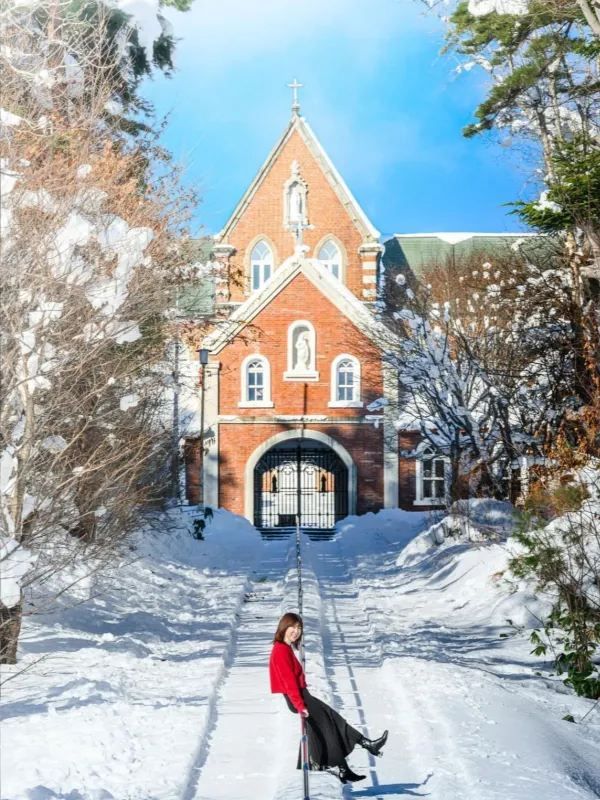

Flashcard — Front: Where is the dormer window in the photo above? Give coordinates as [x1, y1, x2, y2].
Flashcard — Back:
[250, 240, 273, 291]
[318, 239, 342, 280]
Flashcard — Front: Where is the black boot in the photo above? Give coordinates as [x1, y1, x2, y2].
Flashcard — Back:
[338, 762, 366, 784]
[360, 729, 388, 757]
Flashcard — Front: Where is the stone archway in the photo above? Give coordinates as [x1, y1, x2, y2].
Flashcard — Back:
[244, 429, 357, 528]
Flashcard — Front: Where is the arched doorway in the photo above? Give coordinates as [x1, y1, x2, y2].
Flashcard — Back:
[252, 437, 349, 530]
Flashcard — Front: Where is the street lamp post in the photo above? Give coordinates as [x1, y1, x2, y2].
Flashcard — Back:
[198, 348, 209, 508]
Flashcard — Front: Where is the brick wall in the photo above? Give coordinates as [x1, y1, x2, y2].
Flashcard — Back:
[218, 272, 382, 416]
[223, 129, 367, 302]
[398, 431, 419, 510]
[219, 421, 384, 517]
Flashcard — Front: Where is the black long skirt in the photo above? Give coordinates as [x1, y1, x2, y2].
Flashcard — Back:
[285, 689, 363, 770]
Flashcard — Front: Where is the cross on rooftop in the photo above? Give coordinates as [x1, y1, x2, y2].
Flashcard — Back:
[287, 78, 303, 115]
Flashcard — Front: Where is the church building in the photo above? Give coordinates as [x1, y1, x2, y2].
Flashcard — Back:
[183, 86, 523, 529]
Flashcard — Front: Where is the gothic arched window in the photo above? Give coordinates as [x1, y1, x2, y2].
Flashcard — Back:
[240, 355, 273, 407]
[318, 239, 342, 280]
[416, 447, 447, 504]
[329, 354, 361, 407]
[250, 240, 273, 291]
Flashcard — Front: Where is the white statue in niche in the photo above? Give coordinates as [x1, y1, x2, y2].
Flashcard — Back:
[289, 182, 303, 223]
[294, 330, 311, 371]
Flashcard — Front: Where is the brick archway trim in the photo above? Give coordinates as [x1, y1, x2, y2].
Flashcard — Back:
[243, 428, 357, 523]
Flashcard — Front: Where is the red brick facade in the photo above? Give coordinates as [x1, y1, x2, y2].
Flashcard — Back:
[185, 111, 437, 522]
[217, 272, 382, 418]
[218, 422, 384, 517]
[219, 128, 369, 302]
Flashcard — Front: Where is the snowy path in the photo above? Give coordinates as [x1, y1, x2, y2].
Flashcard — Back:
[313, 542, 436, 799]
[3, 509, 599, 800]
[186, 543, 299, 800]
[186, 530, 600, 800]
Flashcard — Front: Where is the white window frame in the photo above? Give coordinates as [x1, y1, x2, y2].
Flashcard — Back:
[239, 354, 274, 408]
[249, 240, 273, 292]
[317, 238, 343, 281]
[329, 354, 362, 408]
[414, 447, 448, 505]
[284, 320, 319, 381]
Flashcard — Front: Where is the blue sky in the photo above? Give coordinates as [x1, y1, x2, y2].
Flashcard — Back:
[142, 0, 536, 238]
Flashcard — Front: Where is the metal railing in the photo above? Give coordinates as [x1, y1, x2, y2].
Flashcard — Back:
[295, 515, 310, 800]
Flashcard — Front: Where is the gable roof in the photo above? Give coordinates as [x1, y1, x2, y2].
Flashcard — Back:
[203, 255, 386, 354]
[216, 114, 380, 244]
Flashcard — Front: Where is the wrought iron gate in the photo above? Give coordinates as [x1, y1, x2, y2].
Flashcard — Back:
[254, 444, 348, 530]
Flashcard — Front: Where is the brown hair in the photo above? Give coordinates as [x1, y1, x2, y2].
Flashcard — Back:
[273, 612, 303, 648]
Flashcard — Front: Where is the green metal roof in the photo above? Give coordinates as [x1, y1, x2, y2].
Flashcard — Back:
[175, 238, 216, 319]
[383, 233, 552, 279]
[177, 280, 215, 318]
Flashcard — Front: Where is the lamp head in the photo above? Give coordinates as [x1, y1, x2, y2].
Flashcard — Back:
[198, 348, 209, 365]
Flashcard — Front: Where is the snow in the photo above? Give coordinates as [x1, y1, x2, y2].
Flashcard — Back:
[1, 508, 599, 799]
[76, 164, 92, 179]
[119, 393, 140, 411]
[41, 436, 68, 453]
[366, 396, 388, 412]
[468, 0, 529, 15]
[535, 190, 562, 214]
[1, 107, 23, 127]
[112, 0, 163, 57]
[0, 538, 36, 607]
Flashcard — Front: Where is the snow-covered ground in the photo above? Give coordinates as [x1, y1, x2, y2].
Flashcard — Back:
[2, 507, 599, 800]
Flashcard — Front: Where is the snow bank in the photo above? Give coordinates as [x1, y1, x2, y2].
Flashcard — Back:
[0, 508, 267, 800]
[334, 507, 432, 557]
[389, 501, 548, 629]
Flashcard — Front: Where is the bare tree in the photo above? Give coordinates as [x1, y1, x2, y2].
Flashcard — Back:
[380, 243, 589, 500]
[0, 1, 198, 662]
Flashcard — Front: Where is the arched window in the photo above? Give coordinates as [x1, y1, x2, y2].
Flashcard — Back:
[329, 355, 361, 407]
[250, 240, 273, 292]
[247, 359, 264, 401]
[284, 320, 318, 380]
[416, 447, 447, 504]
[318, 240, 342, 280]
[239, 355, 273, 407]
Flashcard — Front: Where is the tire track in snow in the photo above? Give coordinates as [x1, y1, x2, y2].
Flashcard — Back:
[312, 539, 482, 800]
[270, 543, 344, 800]
[182, 543, 290, 800]
[347, 553, 491, 800]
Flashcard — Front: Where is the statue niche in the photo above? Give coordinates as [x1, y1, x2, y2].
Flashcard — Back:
[284, 161, 308, 229]
[285, 321, 318, 380]
[294, 329, 311, 371]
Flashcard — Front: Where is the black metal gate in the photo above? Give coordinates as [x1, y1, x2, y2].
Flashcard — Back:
[254, 443, 348, 530]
